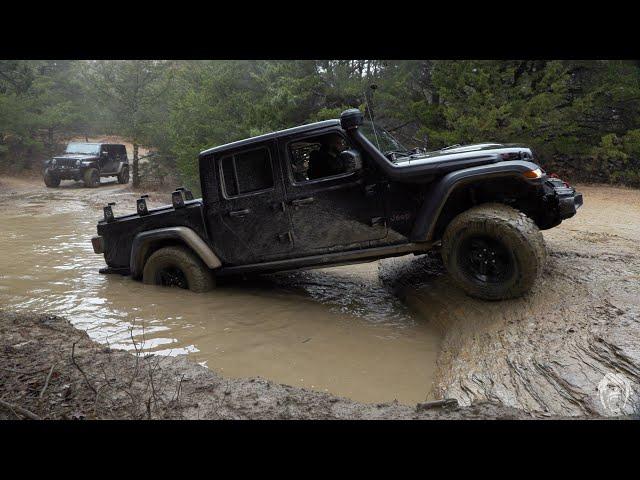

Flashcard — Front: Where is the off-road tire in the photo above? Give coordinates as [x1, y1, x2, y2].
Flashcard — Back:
[43, 169, 61, 188]
[83, 168, 100, 188]
[441, 203, 546, 300]
[117, 166, 129, 184]
[142, 245, 215, 293]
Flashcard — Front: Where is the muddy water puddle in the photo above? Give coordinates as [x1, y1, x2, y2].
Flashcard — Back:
[0, 185, 442, 404]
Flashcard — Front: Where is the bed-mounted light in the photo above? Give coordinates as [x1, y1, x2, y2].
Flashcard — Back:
[137, 195, 150, 216]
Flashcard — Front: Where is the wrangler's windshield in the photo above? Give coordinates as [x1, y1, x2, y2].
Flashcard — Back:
[359, 122, 407, 155]
[65, 143, 100, 155]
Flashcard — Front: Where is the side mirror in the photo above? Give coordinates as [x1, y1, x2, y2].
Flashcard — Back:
[340, 149, 363, 173]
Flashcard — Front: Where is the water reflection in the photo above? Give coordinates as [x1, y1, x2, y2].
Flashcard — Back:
[0, 186, 442, 404]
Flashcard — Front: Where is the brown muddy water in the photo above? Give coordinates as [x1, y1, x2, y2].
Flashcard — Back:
[0, 179, 441, 404]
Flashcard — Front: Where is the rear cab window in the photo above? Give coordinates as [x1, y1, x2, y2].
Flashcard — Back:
[219, 146, 274, 198]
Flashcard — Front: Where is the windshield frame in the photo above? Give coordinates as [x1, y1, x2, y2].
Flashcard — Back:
[359, 121, 407, 154]
[65, 143, 101, 155]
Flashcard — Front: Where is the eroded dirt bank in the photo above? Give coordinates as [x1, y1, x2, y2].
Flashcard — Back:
[380, 185, 640, 417]
[0, 310, 532, 420]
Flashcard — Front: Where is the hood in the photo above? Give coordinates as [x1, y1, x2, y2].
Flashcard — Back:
[53, 153, 99, 161]
[391, 143, 534, 167]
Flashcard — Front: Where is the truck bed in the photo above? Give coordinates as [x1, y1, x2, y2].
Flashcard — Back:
[97, 200, 208, 272]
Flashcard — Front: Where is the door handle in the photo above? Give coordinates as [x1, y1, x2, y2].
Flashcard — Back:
[290, 197, 315, 207]
[228, 208, 251, 218]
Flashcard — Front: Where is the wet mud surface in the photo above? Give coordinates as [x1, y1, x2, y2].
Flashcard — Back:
[0, 310, 532, 419]
[1, 176, 639, 418]
[380, 184, 640, 417]
[0, 176, 440, 405]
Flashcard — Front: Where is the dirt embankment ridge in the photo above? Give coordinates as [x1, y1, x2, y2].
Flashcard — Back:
[0, 311, 534, 420]
[380, 184, 640, 417]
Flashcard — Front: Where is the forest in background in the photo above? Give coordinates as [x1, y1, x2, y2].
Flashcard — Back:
[1, 60, 640, 190]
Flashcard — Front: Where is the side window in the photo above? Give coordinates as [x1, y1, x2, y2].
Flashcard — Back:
[288, 132, 350, 183]
[117, 145, 127, 160]
[220, 147, 274, 198]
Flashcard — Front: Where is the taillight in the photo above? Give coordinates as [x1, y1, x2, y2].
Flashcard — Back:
[91, 236, 104, 254]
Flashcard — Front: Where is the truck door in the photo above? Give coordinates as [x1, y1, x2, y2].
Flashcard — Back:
[115, 145, 127, 170]
[279, 129, 387, 255]
[204, 141, 293, 265]
[100, 145, 116, 173]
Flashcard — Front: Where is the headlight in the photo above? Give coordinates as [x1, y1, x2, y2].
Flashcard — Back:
[523, 168, 543, 179]
[51, 159, 57, 165]
[76, 159, 82, 167]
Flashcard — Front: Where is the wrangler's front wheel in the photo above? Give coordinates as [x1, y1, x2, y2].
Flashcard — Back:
[142, 245, 215, 293]
[43, 169, 60, 188]
[83, 168, 100, 188]
[441, 203, 546, 300]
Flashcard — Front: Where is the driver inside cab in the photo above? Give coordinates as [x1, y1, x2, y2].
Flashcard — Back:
[308, 134, 349, 180]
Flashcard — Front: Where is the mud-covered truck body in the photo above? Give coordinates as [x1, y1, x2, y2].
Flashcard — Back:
[92, 109, 582, 299]
[43, 142, 130, 188]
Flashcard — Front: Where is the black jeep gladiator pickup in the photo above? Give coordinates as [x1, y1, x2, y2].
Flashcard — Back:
[44, 142, 130, 188]
[92, 109, 582, 300]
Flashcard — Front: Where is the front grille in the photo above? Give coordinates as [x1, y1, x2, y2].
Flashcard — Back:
[55, 158, 77, 168]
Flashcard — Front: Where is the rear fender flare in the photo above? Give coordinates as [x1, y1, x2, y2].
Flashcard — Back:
[410, 160, 543, 242]
[130, 226, 222, 278]
[115, 162, 129, 174]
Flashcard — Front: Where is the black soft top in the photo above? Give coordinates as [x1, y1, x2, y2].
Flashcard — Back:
[198, 119, 340, 158]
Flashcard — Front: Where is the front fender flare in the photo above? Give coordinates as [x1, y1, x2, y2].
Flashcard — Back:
[410, 160, 543, 242]
[81, 162, 100, 171]
[130, 226, 222, 278]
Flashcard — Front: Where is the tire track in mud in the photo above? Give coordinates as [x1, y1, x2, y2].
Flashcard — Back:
[379, 189, 640, 417]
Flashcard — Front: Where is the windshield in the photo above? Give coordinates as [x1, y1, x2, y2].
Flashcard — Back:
[359, 122, 407, 154]
[65, 143, 100, 155]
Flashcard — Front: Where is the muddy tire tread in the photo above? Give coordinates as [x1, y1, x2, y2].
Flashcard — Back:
[142, 245, 215, 293]
[117, 166, 129, 184]
[83, 168, 99, 188]
[43, 170, 60, 188]
[441, 202, 546, 300]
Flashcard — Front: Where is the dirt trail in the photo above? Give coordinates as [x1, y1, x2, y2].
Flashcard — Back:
[380, 185, 640, 417]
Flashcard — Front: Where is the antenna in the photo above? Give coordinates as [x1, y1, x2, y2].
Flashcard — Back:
[364, 83, 381, 151]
